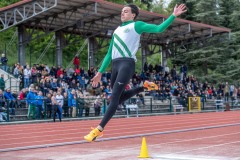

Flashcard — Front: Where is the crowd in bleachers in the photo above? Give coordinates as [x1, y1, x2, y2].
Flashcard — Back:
[1, 58, 240, 122]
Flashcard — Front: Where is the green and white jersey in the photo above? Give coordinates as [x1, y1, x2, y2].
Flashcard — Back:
[112, 22, 140, 60]
[98, 14, 176, 73]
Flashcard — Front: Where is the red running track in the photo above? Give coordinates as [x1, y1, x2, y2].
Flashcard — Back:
[0, 111, 240, 160]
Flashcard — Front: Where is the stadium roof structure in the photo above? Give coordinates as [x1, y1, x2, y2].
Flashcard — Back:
[0, 0, 231, 66]
[0, 0, 231, 42]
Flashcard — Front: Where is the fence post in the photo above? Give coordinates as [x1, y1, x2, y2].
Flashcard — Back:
[169, 97, 172, 112]
[76, 98, 79, 117]
[102, 98, 106, 115]
[6, 100, 10, 122]
[150, 98, 152, 113]
[44, 99, 47, 119]
[202, 100, 205, 110]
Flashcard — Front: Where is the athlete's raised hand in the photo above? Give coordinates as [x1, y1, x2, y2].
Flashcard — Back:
[173, 4, 187, 17]
[91, 72, 102, 88]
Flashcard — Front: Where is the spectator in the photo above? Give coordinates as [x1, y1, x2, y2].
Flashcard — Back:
[0, 106, 7, 122]
[0, 74, 5, 91]
[26, 87, 36, 119]
[77, 90, 85, 117]
[49, 66, 57, 77]
[13, 64, 19, 78]
[35, 91, 44, 119]
[68, 89, 76, 117]
[0, 89, 6, 121]
[52, 92, 61, 122]
[71, 94, 77, 118]
[51, 78, 59, 92]
[24, 65, 31, 88]
[31, 66, 38, 84]
[73, 56, 80, 69]
[75, 66, 80, 75]
[144, 62, 148, 72]
[45, 93, 52, 118]
[224, 82, 230, 102]
[1, 53, 8, 72]
[62, 92, 69, 117]
[57, 67, 63, 78]
[55, 90, 63, 120]
[94, 95, 102, 116]
[18, 88, 27, 108]
[4, 88, 16, 115]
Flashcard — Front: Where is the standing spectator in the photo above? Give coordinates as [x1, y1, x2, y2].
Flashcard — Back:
[88, 67, 94, 79]
[1, 54, 8, 72]
[26, 87, 36, 119]
[31, 66, 38, 84]
[35, 91, 44, 119]
[75, 66, 81, 75]
[84, 94, 90, 117]
[224, 82, 230, 102]
[77, 91, 85, 117]
[148, 63, 153, 73]
[52, 92, 61, 122]
[62, 92, 69, 117]
[230, 84, 235, 97]
[68, 89, 75, 117]
[180, 65, 184, 81]
[0, 74, 5, 91]
[144, 62, 148, 72]
[55, 90, 63, 120]
[73, 56, 80, 69]
[57, 67, 64, 78]
[49, 66, 57, 77]
[71, 94, 77, 118]
[45, 93, 52, 118]
[24, 65, 31, 88]
[4, 88, 16, 115]
[13, 64, 19, 78]
[94, 95, 102, 116]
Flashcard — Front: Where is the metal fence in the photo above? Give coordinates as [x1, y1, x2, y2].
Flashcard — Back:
[0, 96, 240, 122]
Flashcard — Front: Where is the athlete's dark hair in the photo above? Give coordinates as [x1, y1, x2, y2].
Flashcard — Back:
[125, 4, 139, 20]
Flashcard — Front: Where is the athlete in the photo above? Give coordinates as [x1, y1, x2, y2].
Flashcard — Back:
[84, 4, 187, 142]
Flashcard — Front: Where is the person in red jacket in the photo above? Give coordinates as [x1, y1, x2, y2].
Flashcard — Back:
[57, 67, 64, 78]
[73, 56, 80, 69]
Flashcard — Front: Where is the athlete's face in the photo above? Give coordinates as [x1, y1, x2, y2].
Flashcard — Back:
[121, 7, 135, 22]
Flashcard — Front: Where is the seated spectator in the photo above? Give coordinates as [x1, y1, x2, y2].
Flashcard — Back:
[4, 88, 16, 115]
[0, 106, 7, 122]
[51, 78, 59, 92]
[18, 88, 27, 108]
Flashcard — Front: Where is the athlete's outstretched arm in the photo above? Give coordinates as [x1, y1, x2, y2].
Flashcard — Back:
[92, 37, 114, 88]
[135, 4, 187, 34]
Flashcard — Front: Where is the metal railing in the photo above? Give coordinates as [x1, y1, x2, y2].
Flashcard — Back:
[1, 97, 240, 123]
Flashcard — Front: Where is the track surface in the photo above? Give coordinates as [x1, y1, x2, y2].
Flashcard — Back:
[0, 111, 239, 160]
